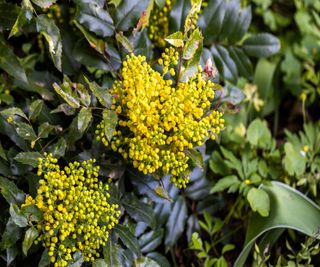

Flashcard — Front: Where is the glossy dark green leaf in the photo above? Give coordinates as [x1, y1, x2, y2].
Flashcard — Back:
[0, 37, 28, 83]
[0, 107, 28, 121]
[10, 204, 28, 228]
[229, 6, 252, 44]
[103, 109, 118, 141]
[38, 122, 56, 139]
[0, 2, 20, 30]
[68, 252, 84, 267]
[14, 122, 37, 141]
[21, 204, 43, 222]
[115, 0, 149, 31]
[0, 176, 25, 205]
[51, 103, 76, 116]
[165, 196, 187, 249]
[6, 246, 18, 266]
[169, 0, 191, 32]
[38, 249, 50, 267]
[76, 0, 114, 38]
[134, 257, 161, 267]
[22, 227, 39, 256]
[36, 15, 62, 71]
[9, 0, 33, 38]
[77, 107, 92, 134]
[139, 229, 164, 253]
[114, 225, 141, 256]
[14, 152, 43, 168]
[131, 29, 153, 60]
[218, 0, 239, 42]
[122, 194, 156, 227]
[49, 137, 67, 158]
[31, 0, 56, 8]
[0, 218, 22, 249]
[146, 252, 171, 267]
[243, 33, 280, 58]
[103, 237, 122, 267]
[185, 148, 204, 169]
[29, 99, 44, 121]
[228, 47, 253, 79]
[85, 77, 112, 108]
[185, 168, 212, 200]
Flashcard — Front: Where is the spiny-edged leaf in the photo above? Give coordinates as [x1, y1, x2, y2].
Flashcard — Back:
[53, 82, 80, 109]
[103, 237, 122, 267]
[36, 15, 62, 71]
[165, 31, 184, 47]
[9, 204, 28, 228]
[165, 196, 187, 249]
[14, 152, 43, 168]
[22, 227, 39, 256]
[76, 0, 114, 38]
[218, 0, 239, 42]
[29, 99, 44, 121]
[103, 109, 118, 141]
[0, 176, 25, 205]
[184, 0, 202, 35]
[228, 47, 253, 79]
[0, 107, 28, 121]
[31, 0, 56, 8]
[243, 33, 280, 58]
[211, 44, 238, 83]
[114, 225, 141, 256]
[115, 0, 149, 31]
[229, 5, 252, 44]
[139, 229, 164, 253]
[85, 77, 112, 108]
[247, 188, 270, 217]
[0, 36, 28, 83]
[9, 0, 34, 38]
[183, 28, 203, 60]
[122, 194, 156, 227]
[73, 20, 105, 54]
[77, 107, 92, 134]
[234, 182, 320, 267]
[211, 175, 239, 193]
[116, 32, 133, 52]
[38, 249, 50, 267]
[283, 142, 306, 176]
[134, 257, 161, 267]
[49, 137, 67, 158]
[170, 0, 191, 32]
[0, 218, 22, 249]
[247, 119, 272, 149]
[131, 29, 153, 60]
[14, 122, 37, 141]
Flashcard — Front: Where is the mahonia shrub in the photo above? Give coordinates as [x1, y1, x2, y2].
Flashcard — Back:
[22, 154, 120, 267]
[96, 48, 224, 188]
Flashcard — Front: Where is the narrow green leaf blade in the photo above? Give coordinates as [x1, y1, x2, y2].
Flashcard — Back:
[22, 227, 39, 256]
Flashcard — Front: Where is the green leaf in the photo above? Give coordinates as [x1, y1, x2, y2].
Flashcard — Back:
[0, 176, 25, 205]
[76, 0, 114, 38]
[53, 82, 80, 109]
[9, 0, 34, 38]
[108, 0, 122, 7]
[247, 188, 270, 217]
[115, 0, 149, 31]
[29, 99, 44, 121]
[38, 249, 50, 267]
[229, 6, 251, 44]
[139, 229, 164, 253]
[51, 103, 76, 116]
[183, 28, 203, 60]
[103, 237, 122, 267]
[0, 107, 28, 121]
[77, 107, 92, 134]
[228, 47, 253, 79]
[68, 252, 84, 267]
[85, 77, 112, 108]
[0, 142, 7, 160]
[211, 175, 239, 193]
[6, 246, 18, 266]
[116, 32, 134, 52]
[243, 33, 280, 58]
[31, 0, 56, 8]
[165, 196, 187, 249]
[234, 182, 320, 267]
[169, 0, 191, 32]
[0, 36, 28, 83]
[38, 122, 56, 139]
[131, 29, 153, 60]
[122, 194, 156, 227]
[93, 259, 107, 267]
[14, 152, 43, 168]
[15, 122, 37, 141]
[0, 218, 22, 249]
[283, 142, 306, 176]
[222, 244, 235, 254]
[0, 2, 20, 31]
[185, 148, 204, 169]
[114, 225, 141, 256]
[165, 31, 184, 47]
[146, 252, 171, 267]
[22, 227, 39, 256]
[102, 109, 118, 141]
[49, 137, 67, 158]
[134, 257, 161, 267]
[21, 204, 43, 222]
[36, 15, 62, 71]
[9, 204, 28, 228]
[247, 119, 272, 149]
[155, 0, 165, 8]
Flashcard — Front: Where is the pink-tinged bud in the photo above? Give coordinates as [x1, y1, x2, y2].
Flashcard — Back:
[205, 58, 218, 78]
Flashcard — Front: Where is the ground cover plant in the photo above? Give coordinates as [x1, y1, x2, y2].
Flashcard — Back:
[0, 0, 320, 266]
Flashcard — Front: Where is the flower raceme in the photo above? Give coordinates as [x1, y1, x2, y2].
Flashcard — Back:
[22, 154, 120, 267]
[96, 50, 224, 188]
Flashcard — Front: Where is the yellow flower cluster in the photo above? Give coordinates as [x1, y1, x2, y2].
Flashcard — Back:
[148, 0, 173, 48]
[96, 50, 224, 188]
[22, 154, 120, 267]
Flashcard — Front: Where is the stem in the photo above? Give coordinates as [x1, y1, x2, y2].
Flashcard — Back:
[170, 248, 178, 267]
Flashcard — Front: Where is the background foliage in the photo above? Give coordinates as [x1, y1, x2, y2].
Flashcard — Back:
[0, 0, 320, 266]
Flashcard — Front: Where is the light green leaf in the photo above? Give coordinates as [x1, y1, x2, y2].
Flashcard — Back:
[36, 15, 62, 71]
[14, 152, 43, 168]
[22, 227, 39, 256]
[183, 28, 203, 60]
[77, 107, 92, 134]
[234, 182, 320, 267]
[283, 142, 306, 176]
[85, 77, 112, 108]
[53, 82, 80, 109]
[185, 148, 204, 169]
[108, 0, 122, 7]
[116, 32, 133, 52]
[102, 109, 118, 141]
[211, 175, 239, 193]
[155, 0, 165, 8]
[247, 188, 270, 217]
[38, 122, 56, 139]
[165, 31, 184, 47]
[93, 259, 107, 267]
[0, 107, 28, 121]
[31, 0, 56, 8]
[222, 244, 235, 255]
[114, 225, 141, 256]
[134, 257, 161, 267]
[247, 119, 272, 149]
